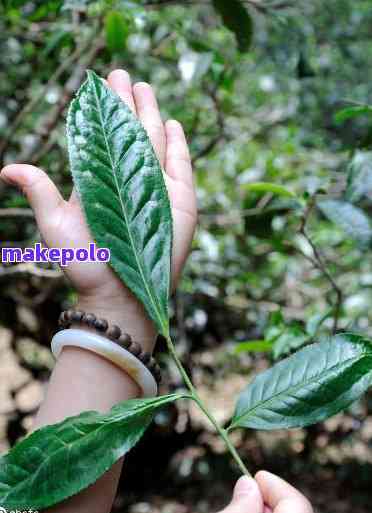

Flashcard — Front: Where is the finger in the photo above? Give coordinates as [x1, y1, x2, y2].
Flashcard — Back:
[133, 82, 166, 166]
[165, 119, 194, 189]
[255, 472, 313, 513]
[68, 187, 80, 206]
[107, 69, 136, 114]
[1, 164, 64, 231]
[219, 476, 263, 513]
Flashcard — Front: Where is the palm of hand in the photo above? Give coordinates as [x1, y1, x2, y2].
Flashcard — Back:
[1, 69, 197, 303]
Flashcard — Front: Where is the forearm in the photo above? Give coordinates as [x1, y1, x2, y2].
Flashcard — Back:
[34, 299, 156, 513]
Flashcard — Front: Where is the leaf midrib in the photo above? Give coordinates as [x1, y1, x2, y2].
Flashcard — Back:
[231, 348, 371, 428]
[90, 76, 167, 335]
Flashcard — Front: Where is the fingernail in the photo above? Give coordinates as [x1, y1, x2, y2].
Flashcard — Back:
[234, 475, 257, 496]
[166, 119, 183, 132]
[108, 69, 130, 84]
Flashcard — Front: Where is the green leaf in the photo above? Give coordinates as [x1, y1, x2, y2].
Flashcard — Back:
[244, 182, 297, 199]
[234, 340, 273, 354]
[345, 150, 372, 203]
[212, 0, 253, 52]
[318, 199, 372, 249]
[67, 70, 172, 336]
[334, 105, 372, 124]
[229, 333, 372, 431]
[0, 394, 184, 510]
[105, 11, 128, 54]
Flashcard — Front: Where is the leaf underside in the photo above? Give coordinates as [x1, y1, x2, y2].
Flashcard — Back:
[230, 333, 372, 430]
[0, 394, 182, 510]
[67, 70, 172, 336]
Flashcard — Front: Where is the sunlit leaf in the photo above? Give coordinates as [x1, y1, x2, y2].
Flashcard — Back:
[234, 340, 273, 354]
[334, 105, 372, 124]
[105, 11, 128, 54]
[244, 182, 297, 199]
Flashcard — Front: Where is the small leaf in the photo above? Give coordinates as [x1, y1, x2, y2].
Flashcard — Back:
[234, 340, 273, 354]
[345, 150, 372, 203]
[334, 105, 372, 124]
[244, 182, 297, 199]
[229, 333, 372, 431]
[0, 394, 184, 509]
[318, 199, 372, 249]
[67, 71, 172, 336]
[306, 309, 333, 337]
[272, 324, 310, 359]
[212, 0, 253, 52]
[105, 11, 128, 54]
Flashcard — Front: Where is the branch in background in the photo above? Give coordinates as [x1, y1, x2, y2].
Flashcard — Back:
[0, 35, 96, 166]
[0, 263, 62, 279]
[191, 87, 225, 166]
[20, 37, 104, 164]
[299, 199, 343, 334]
[0, 208, 34, 218]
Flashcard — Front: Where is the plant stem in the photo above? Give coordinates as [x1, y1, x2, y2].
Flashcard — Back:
[165, 335, 251, 477]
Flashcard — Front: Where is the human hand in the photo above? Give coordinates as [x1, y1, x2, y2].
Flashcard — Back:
[0, 69, 197, 350]
[219, 471, 313, 513]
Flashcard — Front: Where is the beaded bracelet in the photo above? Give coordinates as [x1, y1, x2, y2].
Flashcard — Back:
[58, 309, 161, 384]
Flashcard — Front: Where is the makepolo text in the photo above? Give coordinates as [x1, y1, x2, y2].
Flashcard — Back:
[1, 243, 110, 267]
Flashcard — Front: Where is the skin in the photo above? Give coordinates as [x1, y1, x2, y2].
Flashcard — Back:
[0, 69, 313, 513]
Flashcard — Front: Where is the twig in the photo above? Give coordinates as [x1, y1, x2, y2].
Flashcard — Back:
[0, 208, 34, 218]
[21, 36, 105, 164]
[0, 35, 95, 165]
[191, 86, 225, 165]
[299, 200, 343, 333]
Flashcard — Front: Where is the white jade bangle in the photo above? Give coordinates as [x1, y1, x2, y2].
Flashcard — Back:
[51, 329, 158, 398]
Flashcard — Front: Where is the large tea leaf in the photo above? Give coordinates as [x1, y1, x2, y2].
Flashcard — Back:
[229, 333, 372, 430]
[0, 394, 183, 509]
[67, 70, 172, 336]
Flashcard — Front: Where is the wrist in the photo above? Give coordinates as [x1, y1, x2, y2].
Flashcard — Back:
[75, 294, 157, 353]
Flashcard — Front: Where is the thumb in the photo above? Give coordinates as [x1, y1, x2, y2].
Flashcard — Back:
[219, 476, 264, 513]
[1, 163, 64, 239]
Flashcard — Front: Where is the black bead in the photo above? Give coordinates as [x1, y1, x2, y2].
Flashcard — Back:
[83, 313, 96, 327]
[128, 341, 141, 356]
[71, 310, 84, 323]
[65, 309, 74, 320]
[118, 334, 132, 349]
[94, 318, 108, 332]
[107, 325, 121, 340]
